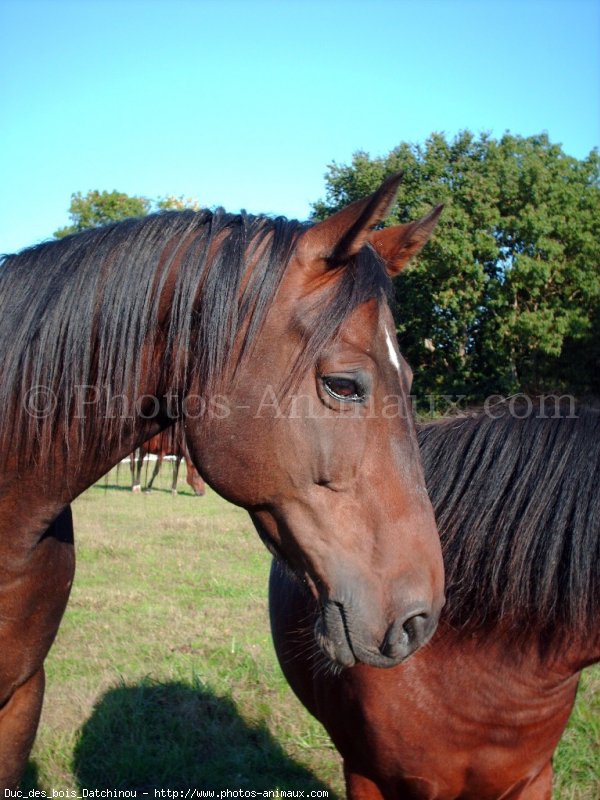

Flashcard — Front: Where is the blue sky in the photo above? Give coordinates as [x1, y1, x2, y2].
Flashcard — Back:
[1, 0, 599, 253]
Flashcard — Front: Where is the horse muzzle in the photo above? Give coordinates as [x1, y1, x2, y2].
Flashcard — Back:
[316, 597, 439, 668]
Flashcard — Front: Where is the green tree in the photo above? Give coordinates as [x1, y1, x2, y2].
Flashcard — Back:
[313, 132, 600, 401]
[54, 191, 201, 238]
[155, 195, 201, 212]
[54, 190, 152, 237]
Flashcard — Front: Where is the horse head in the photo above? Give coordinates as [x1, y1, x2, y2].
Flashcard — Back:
[186, 175, 445, 667]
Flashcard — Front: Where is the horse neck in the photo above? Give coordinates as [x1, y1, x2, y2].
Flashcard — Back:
[53, 421, 170, 507]
[15, 335, 174, 505]
[1, 415, 173, 571]
[422, 408, 600, 680]
[560, 633, 600, 672]
[436, 619, 600, 682]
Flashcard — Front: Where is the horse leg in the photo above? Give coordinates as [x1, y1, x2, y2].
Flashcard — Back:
[185, 457, 205, 496]
[0, 507, 74, 788]
[130, 450, 141, 493]
[131, 449, 144, 492]
[0, 668, 45, 788]
[136, 449, 145, 491]
[171, 456, 181, 495]
[344, 766, 386, 800]
[145, 455, 162, 492]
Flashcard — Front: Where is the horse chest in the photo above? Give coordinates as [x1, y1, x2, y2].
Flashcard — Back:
[332, 644, 581, 800]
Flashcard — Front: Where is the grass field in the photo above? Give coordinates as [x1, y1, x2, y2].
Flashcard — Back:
[23, 465, 599, 797]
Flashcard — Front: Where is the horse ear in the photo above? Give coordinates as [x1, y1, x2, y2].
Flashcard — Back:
[297, 172, 404, 275]
[369, 205, 443, 276]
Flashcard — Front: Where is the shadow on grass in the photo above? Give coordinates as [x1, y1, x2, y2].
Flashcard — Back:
[91, 483, 200, 496]
[20, 761, 41, 791]
[68, 679, 336, 793]
[90, 483, 135, 493]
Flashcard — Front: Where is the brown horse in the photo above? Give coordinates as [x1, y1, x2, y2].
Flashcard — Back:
[0, 175, 445, 787]
[130, 428, 206, 495]
[270, 402, 600, 800]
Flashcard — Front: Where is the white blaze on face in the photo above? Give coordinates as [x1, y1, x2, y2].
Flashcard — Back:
[385, 326, 400, 371]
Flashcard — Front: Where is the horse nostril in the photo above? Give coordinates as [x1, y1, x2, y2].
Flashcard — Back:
[380, 609, 434, 661]
[403, 611, 432, 646]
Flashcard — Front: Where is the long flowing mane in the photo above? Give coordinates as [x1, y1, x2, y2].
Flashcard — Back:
[0, 210, 390, 464]
[418, 403, 600, 648]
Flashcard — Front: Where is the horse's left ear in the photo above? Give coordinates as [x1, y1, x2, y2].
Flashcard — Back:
[296, 172, 404, 275]
[369, 205, 443, 276]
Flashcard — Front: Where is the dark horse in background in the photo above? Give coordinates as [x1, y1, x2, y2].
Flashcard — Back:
[130, 427, 206, 495]
[0, 174, 445, 787]
[270, 402, 600, 800]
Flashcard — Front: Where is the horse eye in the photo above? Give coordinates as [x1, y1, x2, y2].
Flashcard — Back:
[322, 376, 365, 402]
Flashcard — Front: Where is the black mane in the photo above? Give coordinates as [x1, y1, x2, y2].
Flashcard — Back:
[0, 210, 391, 465]
[418, 403, 600, 648]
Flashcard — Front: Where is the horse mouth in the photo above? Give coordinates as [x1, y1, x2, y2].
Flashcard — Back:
[315, 598, 437, 669]
[315, 601, 357, 668]
[258, 520, 430, 669]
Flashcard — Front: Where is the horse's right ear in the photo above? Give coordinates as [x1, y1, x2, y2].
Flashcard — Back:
[369, 205, 443, 276]
[296, 173, 403, 278]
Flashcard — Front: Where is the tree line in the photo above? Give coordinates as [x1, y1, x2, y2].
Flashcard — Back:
[54, 131, 600, 402]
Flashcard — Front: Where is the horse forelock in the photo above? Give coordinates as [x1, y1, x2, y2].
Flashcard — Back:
[0, 209, 390, 466]
[418, 403, 600, 653]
